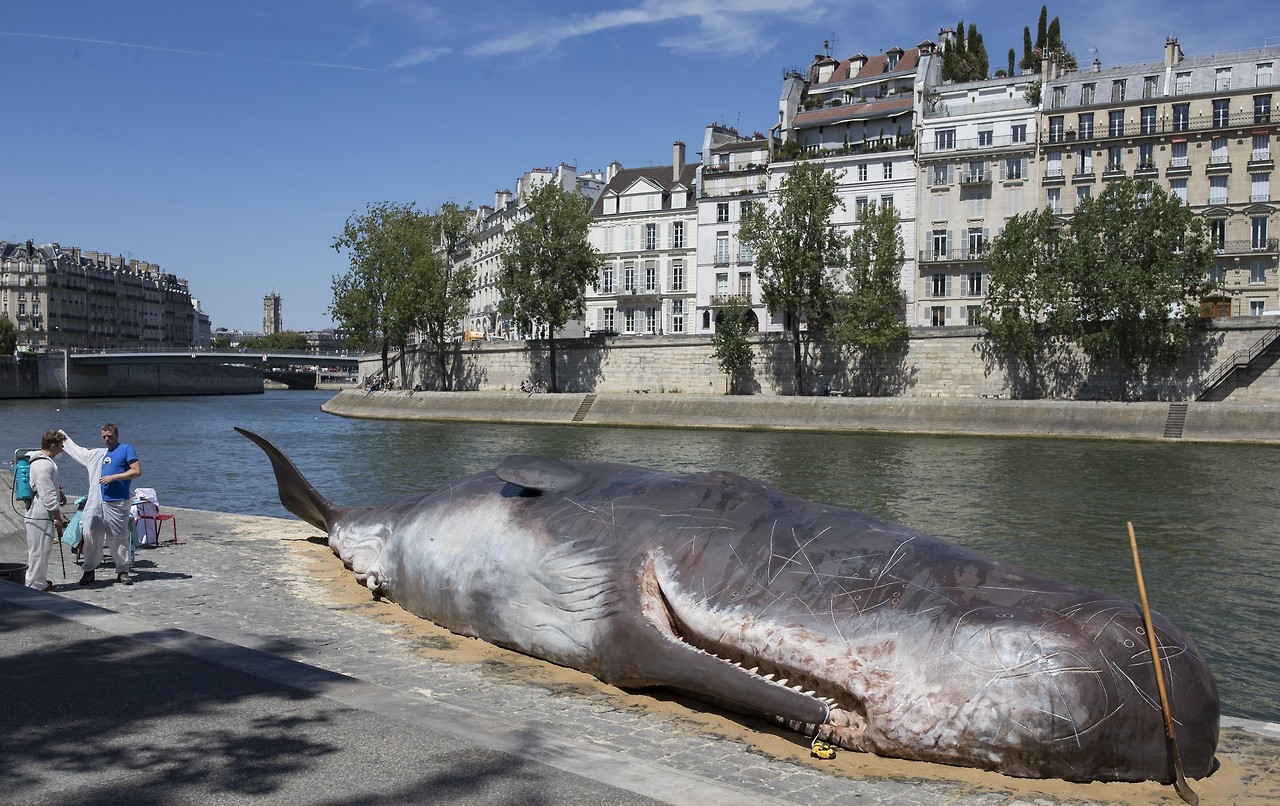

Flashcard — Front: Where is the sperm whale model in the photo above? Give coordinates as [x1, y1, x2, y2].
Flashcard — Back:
[236, 427, 1218, 783]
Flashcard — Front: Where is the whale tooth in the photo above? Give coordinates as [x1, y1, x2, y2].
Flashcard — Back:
[776, 678, 789, 687]
[803, 689, 817, 697]
[762, 674, 775, 681]
[748, 667, 759, 675]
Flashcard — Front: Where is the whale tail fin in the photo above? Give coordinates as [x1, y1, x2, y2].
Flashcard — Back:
[235, 427, 341, 532]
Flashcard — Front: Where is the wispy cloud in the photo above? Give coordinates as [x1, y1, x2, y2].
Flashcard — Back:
[391, 46, 451, 68]
[0, 31, 377, 72]
[467, 0, 826, 59]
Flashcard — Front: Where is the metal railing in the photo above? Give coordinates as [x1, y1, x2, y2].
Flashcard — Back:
[1195, 324, 1280, 400]
[1041, 109, 1276, 144]
[919, 248, 987, 263]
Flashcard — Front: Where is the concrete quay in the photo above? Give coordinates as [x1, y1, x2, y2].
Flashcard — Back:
[324, 389, 1280, 444]
[2, 502, 1279, 804]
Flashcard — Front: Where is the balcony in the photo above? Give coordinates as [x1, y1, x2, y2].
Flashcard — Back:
[1043, 167, 1065, 184]
[1249, 150, 1274, 171]
[918, 131, 1032, 156]
[1102, 163, 1126, 178]
[1205, 156, 1232, 175]
[919, 248, 987, 264]
[710, 293, 751, 306]
[959, 171, 990, 186]
[1038, 109, 1280, 144]
[1216, 238, 1279, 255]
[1134, 161, 1159, 177]
[615, 288, 661, 303]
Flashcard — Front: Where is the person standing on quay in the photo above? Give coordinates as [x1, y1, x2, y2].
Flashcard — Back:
[23, 430, 66, 591]
[60, 423, 142, 586]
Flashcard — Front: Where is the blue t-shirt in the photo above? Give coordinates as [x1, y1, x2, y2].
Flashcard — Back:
[101, 443, 139, 502]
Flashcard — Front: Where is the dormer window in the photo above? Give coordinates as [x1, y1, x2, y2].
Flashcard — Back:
[886, 53, 898, 70]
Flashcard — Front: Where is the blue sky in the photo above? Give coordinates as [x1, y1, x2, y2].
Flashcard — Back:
[4, 2, 1279, 332]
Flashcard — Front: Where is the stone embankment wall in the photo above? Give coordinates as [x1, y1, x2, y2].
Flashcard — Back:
[323, 390, 1280, 444]
[368, 318, 1279, 403]
[0, 354, 263, 399]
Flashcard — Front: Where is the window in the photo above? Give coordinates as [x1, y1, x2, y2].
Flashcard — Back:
[601, 265, 615, 293]
[855, 197, 869, 219]
[1251, 299, 1266, 315]
[1143, 75, 1159, 98]
[978, 130, 993, 147]
[1252, 216, 1270, 249]
[932, 230, 948, 259]
[935, 129, 956, 151]
[624, 309, 635, 334]
[645, 308, 656, 334]
[1260, 62, 1275, 88]
[1170, 178, 1188, 204]
[1138, 143, 1155, 169]
[930, 164, 951, 186]
[930, 273, 947, 297]
[715, 272, 728, 297]
[18, 302, 26, 316]
[644, 261, 658, 292]
[966, 305, 982, 326]
[1077, 185, 1091, 205]
[880, 194, 893, 210]
[1111, 79, 1127, 102]
[1107, 146, 1123, 173]
[1046, 150, 1062, 177]
[1011, 123, 1027, 143]
[1078, 112, 1094, 140]
[1171, 140, 1188, 167]
[643, 223, 658, 251]
[1081, 83, 1095, 105]
[883, 161, 893, 180]
[1175, 71, 1192, 95]
[967, 271, 984, 296]
[1173, 103, 1190, 131]
[670, 259, 685, 291]
[1140, 106, 1156, 134]
[623, 262, 636, 291]
[1051, 86, 1065, 108]
[1210, 176, 1228, 205]
[963, 187, 987, 218]
[715, 235, 729, 264]
[1256, 95, 1272, 123]
[1047, 187, 1062, 214]
[1213, 99, 1230, 128]
[1003, 157, 1025, 180]
[738, 272, 752, 297]
[968, 229, 985, 258]
[930, 306, 947, 326]
[1006, 186, 1022, 217]
[858, 164, 868, 181]
[1210, 219, 1226, 250]
[1254, 133, 1271, 162]
[670, 299, 684, 333]
[1216, 67, 1232, 91]
[738, 238, 752, 262]
[1212, 136, 1229, 165]
[965, 160, 986, 182]
[1049, 116, 1064, 142]
[716, 202, 729, 223]
[670, 221, 685, 249]
[1108, 110, 1125, 137]
[623, 226, 635, 251]
[1076, 148, 1093, 174]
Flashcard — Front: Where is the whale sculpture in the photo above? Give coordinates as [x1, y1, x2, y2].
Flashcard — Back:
[237, 427, 1219, 783]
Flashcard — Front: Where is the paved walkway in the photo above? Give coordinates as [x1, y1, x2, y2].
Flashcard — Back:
[2, 508, 1278, 804]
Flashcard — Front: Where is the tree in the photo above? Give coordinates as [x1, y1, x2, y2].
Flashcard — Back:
[1007, 48, 1016, 77]
[0, 315, 16, 356]
[331, 201, 471, 387]
[942, 21, 991, 82]
[415, 202, 476, 390]
[242, 331, 310, 351]
[830, 201, 909, 358]
[739, 161, 845, 395]
[1020, 26, 1035, 72]
[711, 298, 755, 394]
[1059, 179, 1216, 372]
[980, 206, 1067, 394]
[498, 179, 600, 393]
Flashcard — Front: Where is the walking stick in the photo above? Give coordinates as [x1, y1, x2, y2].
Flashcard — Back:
[1128, 522, 1198, 805]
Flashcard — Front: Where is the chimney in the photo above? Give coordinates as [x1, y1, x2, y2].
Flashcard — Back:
[1092, 58, 1101, 73]
[606, 160, 622, 183]
[1164, 37, 1183, 68]
[495, 189, 512, 209]
[673, 141, 685, 183]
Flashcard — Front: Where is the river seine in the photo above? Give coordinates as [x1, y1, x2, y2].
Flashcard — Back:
[3, 390, 1277, 723]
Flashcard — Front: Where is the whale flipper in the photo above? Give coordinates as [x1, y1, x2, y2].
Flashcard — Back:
[235, 427, 342, 531]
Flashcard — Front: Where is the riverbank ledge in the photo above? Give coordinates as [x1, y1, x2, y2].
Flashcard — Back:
[322, 389, 1280, 444]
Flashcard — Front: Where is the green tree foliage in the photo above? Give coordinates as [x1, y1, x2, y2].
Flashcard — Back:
[1036, 6, 1048, 52]
[210, 335, 231, 349]
[0, 315, 17, 356]
[941, 20, 991, 82]
[980, 207, 1066, 394]
[983, 180, 1216, 391]
[240, 331, 310, 351]
[831, 201, 909, 356]
[331, 201, 474, 387]
[739, 161, 845, 395]
[417, 202, 477, 390]
[1006, 48, 1016, 77]
[498, 180, 600, 393]
[710, 298, 755, 394]
[1020, 26, 1035, 72]
[1060, 180, 1215, 370]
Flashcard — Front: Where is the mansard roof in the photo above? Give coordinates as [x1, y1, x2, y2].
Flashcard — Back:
[592, 164, 698, 215]
[792, 95, 914, 127]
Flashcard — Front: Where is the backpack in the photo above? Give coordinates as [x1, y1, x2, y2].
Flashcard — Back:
[13, 454, 49, 504]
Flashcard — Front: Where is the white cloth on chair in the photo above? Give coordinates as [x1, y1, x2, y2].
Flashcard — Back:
[132, 488, 160, 546]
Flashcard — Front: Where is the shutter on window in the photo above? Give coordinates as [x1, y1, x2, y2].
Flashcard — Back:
[945, 275, 953, 297]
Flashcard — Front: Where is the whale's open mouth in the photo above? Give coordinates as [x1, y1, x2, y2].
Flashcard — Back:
[641, 553, 871, 750]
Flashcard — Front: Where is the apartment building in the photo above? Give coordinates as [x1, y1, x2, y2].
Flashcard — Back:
[1040, 38, 1280, 315]
[463, 163, 606, 338]
[915, 69, 1041, 326]
[695, 125, 771, 332]
[587, 143, 698, 336]
[775, 43, 933, 325]
[1, 240, 210, 351]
